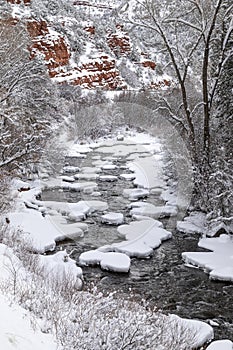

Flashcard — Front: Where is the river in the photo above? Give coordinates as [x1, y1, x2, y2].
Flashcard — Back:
[41, 134, 233, 341]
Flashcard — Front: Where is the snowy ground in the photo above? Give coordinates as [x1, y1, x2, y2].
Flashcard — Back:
[0, 295, 57, 350]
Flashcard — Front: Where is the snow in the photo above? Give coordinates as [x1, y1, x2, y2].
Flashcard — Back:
[80, 166, 102, 173]
[130, 201, 177, 218]
[0, 244, 26, 282]
[206, 340, 233, 350]
[62, 165, 80, 173]
[182, 234, 233, 282]
[120, 173, 136, 181]
[100, 252, 130, 273]
[101, 212, 124, 225]
[177, 211, 206, 235]
[41, 200, 108, 221]
[101, 164, 117, 170]
[61, 175, 75, 182]
[12, 179, 30, 191]
[42, 178, 98, 193]
[169, 315, 214, 348]
[99, 219, 172, 258]
[39, 250, 83, 289]
[127, 155, 165, 189]
[8, 211, 84, 253]
[123, 188, 149, 200]
[68, 144, 92, 156]
[74, 173, 99, 180]
[79, 250, 131, 273]
[0, 295, 57, 350]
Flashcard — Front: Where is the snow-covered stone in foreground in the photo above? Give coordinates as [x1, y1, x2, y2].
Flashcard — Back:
[79, 250, 130, 273]
[39, 250, 83, 289]
[0, 295, 57, 350]
[206, 340, 233, 350]
[123, 188, 149, 201]
[182, 234, 233, 282]
[98, 175, 118, 182]
[177, 211, 206, 235]
[130, 201, 177, 218]
[100, 219, 172, 258]
[101, 212, 124, 225]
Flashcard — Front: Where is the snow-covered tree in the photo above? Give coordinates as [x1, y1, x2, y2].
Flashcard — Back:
[125, 0, 233, 220]
[0, 19, 62, 210]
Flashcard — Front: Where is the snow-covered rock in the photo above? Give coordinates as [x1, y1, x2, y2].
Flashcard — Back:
[123, 188, 149, 201]
[130, 201, 177, 218]
[39, 250, 83, 289]
[177, 211, 206, 235]
[101, 164, 117, 170]
[99, 219, 172, 258]
[127, 155, 166, 189]
[99, 175, 118, 182]
[8, 211, 84, 253]
[12, 179, 30, 191]
[42, 178, 98, 193]
[74, 173, 99, 180]
[182, 234, 233, 282]
[79, 250, 130, 273]
[61, 175, 75, 182]
[101, 212, 124, 225]
[63, 165, 80, 173]
[206, 340, 233, 350]
[120, 173, 136, 181]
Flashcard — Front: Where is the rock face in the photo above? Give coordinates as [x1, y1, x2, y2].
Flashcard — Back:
[107, 27, 131, 56]
[142, 60, 156, 70]
[27, 20, 71, 77]
[5, 0, 172, 90]
[7, 0, 30, 4]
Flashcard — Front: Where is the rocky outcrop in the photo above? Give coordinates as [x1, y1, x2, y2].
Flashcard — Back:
[27, 20, 48, 37]
[27, 20, 70, 77]
[7, 0, 30, 4]
[54, 55, 126, 89]
[107, 26, 131, 56]
[142, 60, 156, 70]
[5, 0, 171, 90]
[84, 26, 95, 35]
[150, 79, 172, 89]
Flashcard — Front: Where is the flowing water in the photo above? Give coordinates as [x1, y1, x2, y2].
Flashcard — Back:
[41, 142, 233, 341]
